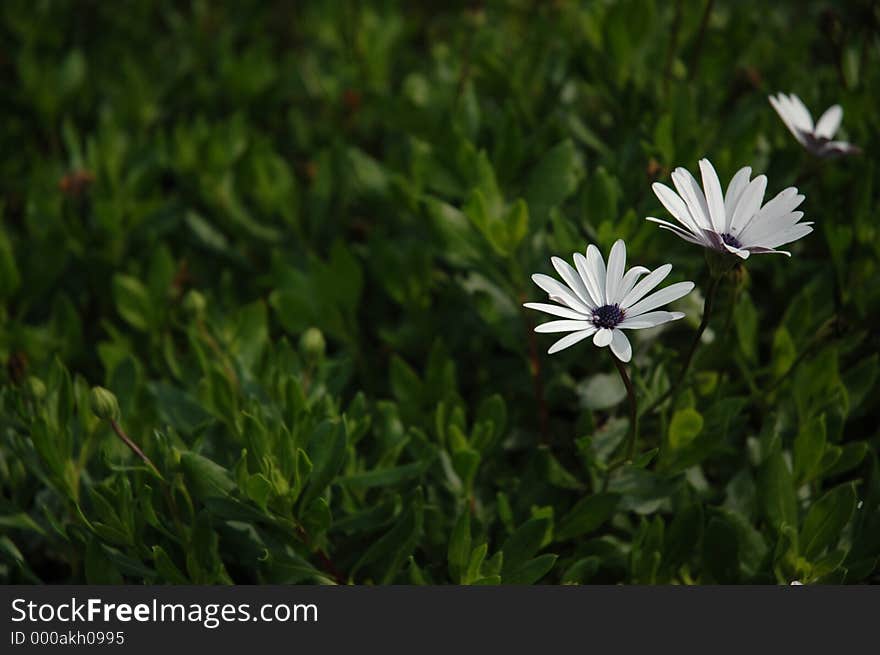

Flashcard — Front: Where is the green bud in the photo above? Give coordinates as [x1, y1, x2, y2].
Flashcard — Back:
[299, 327, 326, 363]
[182, 289, 207, 316]
[704, 248, 740, 278]
[90, 386, 120, 421]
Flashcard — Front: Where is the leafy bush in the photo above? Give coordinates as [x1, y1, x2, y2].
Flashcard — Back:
[1, 0, 878, 584]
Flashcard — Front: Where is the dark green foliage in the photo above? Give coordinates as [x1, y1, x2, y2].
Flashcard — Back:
[1, 1, 879, 584]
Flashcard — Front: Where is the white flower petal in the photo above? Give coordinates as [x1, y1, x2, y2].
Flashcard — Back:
[647, 219, 709, 247]
[625, 281, 695, 317]
[699, 159, 727, 234]
[823, 140, 860, 156]
[573, 252, 604, 307]
[619, 311, 685, 329]
[671, 166, 712, 231]
[787, 93, 815, 132]
[723, 242, 750, 259]
[593, 328, 613, 347]
[609, 329, 632, 363]
[548, 328, 597, 354]
[586, 244, 607, 305]
[740, 211, 806, 246]
[551, 256, 596, 309]
[754, 223, 814, 250]
[744, 247, 792, 257]
[723, 166, 753, 230]
[815, 104, 842, 139]
[652, 182, 702, 235]
[605, 239, 627, 305]
[531, 274, 594, 315]
[728, 175, 767, 235]
[535, 319, 595, 333]
[619, 263, 672, 309]
[523, 302, 590, 320]
[617, 266, 650, 301]
[769, 94, 807, 145]
[753, 188, 804, 223]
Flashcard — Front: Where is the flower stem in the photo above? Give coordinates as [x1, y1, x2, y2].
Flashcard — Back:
[616, 357, 639, 462]
[644, 271, 723, 415]
[109, 419, 163, 480]
[602, 354, 639, 491]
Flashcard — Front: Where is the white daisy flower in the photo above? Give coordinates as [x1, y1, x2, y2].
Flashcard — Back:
[769, 92, 860, 158]
[525, 239, 694, 362]
[648, 158, 812, 259]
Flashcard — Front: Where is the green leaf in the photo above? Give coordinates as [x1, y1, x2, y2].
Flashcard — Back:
[85, 538, 124, 584]
[631, 449, 658, 469]
[794, 414, 826, 484]
[180, 452, 236, 501]
[665, 503, 704, 568]
[734, 293, 758, 362]
[303, 497, 332, 536]
[452, 448, 480, 492]
[525, 140, 580, 226]
[245, 474, 273, 510]
[503, 553, 558, 585]
[556, 493, 619, 541]
[504, 199, 529, 251]
[448, 510, 471, 582]
[0, 537, 39, 582]
[771, 326, 797, 380]
[353, 490, 424, 583]
[702, 516, 740, 583]
[668, 408, 704, 449]
[112, 274, 154, 331]
[149, 382, 213, 433]
[821, 442, 868, 478]
[579, 372, 626, 410]
[653, 114, 674, 163]
[0, 512, 46, 536]
[389, 355, 423, 409]
[842, 354, 878, 412]
[561, 556, 601, 584]
[339, 459, 432, 490]
[758, 449, 797, 533]
[800, 484, 857, 560]
[153, 545, 189, 584]
[300, 419, 347, 508]
[500, 518, 550, 576]
[186, 512, 230, 583]
[425, 198, 483, 265]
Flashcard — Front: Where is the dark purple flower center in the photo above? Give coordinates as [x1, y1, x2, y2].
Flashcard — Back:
[721, 232, 742, 249]
[592, 303, 624, 329]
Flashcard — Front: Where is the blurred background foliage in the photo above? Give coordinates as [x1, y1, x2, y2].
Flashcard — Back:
[1, 0, 879, 584]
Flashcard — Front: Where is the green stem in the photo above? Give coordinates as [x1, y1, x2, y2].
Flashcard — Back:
[644, 271, 723, 415]
[109, 419, 163, 480]
[602, 354, 639, 491]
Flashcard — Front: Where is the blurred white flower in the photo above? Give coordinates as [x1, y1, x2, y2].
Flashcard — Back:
[648, 158, 812, 259]
[790, 581, 803, 586]
[769, 92, 860, 158]
[525, 239, 694, 362]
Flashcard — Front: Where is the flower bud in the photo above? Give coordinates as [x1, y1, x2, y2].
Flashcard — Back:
[704, 248, 739, 278]
[90, 386, 120, 421]
[299, 327, 326, 364]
